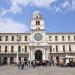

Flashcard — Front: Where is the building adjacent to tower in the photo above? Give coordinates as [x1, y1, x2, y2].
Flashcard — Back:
[0, 11, 75, 64]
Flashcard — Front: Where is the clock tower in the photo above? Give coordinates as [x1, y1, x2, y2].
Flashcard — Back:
[31, 11, 45, 42]
[30, 11, 48, 61]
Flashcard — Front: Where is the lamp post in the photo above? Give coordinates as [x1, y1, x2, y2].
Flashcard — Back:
[16, 35, 20, 65]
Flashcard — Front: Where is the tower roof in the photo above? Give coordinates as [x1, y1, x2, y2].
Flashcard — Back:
[33, 10, 40, 15]
[32, 11, 44, 20]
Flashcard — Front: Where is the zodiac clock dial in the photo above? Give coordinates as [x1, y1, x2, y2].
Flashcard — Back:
[34, 33, 43, 41]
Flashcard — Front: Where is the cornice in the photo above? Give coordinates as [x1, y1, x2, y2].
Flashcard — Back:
[46, 32, 75, 35]
[0, 32, 31, 35]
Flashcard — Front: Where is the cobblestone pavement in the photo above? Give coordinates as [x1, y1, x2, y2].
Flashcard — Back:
[0, 65, 75, 75]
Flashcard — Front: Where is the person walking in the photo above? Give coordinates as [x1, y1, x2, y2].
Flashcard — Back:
[17, 61, 21, 69]
[52, 60, 54, 66]
[49, 60, 51, 66]
[21, 60, 24, 70]
[33, 60, 36, 68]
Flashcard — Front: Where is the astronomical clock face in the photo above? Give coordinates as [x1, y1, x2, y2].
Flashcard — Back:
[34, 33, 43, 41]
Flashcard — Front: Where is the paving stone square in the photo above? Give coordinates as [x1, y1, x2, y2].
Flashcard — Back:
[0, 65, 75, 75]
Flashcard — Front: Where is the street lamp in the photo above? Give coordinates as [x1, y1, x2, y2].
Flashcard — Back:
[16, 35, 20, 65]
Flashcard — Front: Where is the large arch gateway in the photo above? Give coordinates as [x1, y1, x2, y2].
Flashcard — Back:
[35, 50, 42, 61]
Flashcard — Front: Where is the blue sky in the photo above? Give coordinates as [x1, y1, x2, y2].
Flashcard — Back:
[0, 0, 75, 33]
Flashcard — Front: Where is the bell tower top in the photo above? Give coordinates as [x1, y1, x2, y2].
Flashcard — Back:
[32, 10, 44, 20]
[33, 10, 40, 15]
[31, 11, 45, 31]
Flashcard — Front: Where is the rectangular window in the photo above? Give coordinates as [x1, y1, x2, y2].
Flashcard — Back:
[25, 36, 27, 41]
[68, 36, 70, 41]
[49, 36, 51, 41]
[17, 36, 21, 41]
[55, 36, 58, 41]
[56, 45, 58, 52]
[62, 36, 65, 41]
[0, 46, 1, 52]
[18, 46, 21, 53]
[5, 46, 7, 52]
[0, 36, 2, 41]
[63, 45, 65, 52]
[25, 46, 27, 52]
[50, 46, 52, 52]
[11, 46, 14, 52]
[5, 36, 8, 41]
[69, 45, 71, 52]
[19, 36, 21, 41]
[11, 36, 14, 41]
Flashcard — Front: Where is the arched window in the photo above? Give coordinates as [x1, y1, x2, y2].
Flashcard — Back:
[18, 46, 21, 53]
[5, 46, 7, 52]
[25, 46, 27, 52]
[36, 16, 39, 19]
[11, 46, 14, 52]
[0, 46, 1, 52]
[36, 21, 40, 25]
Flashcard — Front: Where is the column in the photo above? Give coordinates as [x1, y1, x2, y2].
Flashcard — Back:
[7, 57, 10, 64]
[53, 56, 56, 64]
[28, 48, 31, 61]
[14, 57, 16, 63]
[31, 49, 34, 61]
[16, 45, 19, 64]
[43, 49, 45, 60]
[46, 48, 49, 60]
[33, 51, 35, 60]
[29, 47, 34, 61]
[45, 48, 47, 60]
[1, 57, 3, 64]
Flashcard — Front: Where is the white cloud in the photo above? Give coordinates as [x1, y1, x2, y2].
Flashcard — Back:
[9, 3, 22, 14]
[8, 0, 56, 14]
[10, 0, 56, 7]
[72, 0, 75, 11]
[0, 8, 8, 16]
[8, 0, 75, 14]
[60, 0, 71, 12]
[0, 0, 56, 15]
[0, 0, 75, 15]
[55, 6, 62, 12]
[0, 18, 29, 33]
[61, 0, 70, 8]
[54, 0, 75, 13]
[31, 0, 56, 8]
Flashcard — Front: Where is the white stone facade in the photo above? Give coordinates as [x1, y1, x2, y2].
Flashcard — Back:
[0, 11, 75, 64]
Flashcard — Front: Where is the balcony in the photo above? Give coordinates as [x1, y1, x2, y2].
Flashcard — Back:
[0, 52, 29, 57]
[0, 51, 29, 54]
[29, 42, 48, 47]
[49, 51, 75, 54]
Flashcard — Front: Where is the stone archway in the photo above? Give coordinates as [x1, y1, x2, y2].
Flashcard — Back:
[10, 57, 14, 64]
[35, 50, 42, 61]
[56, 56, 59, 63]
[3, 57, 8, 64]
